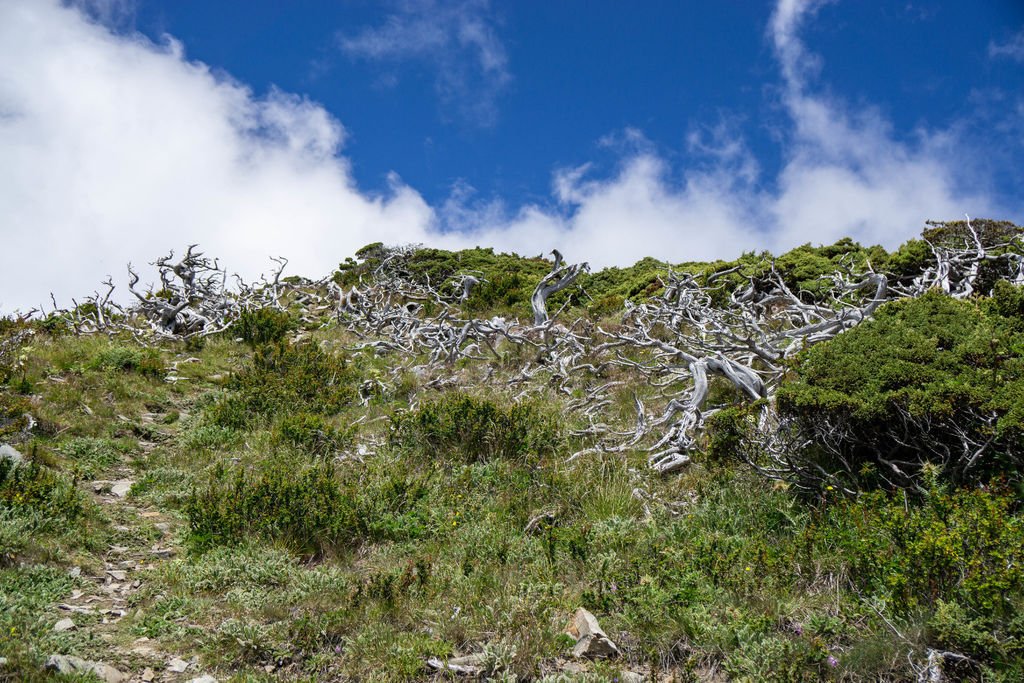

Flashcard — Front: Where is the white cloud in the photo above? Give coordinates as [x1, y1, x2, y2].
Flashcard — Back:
[0, 0, 1013, 313]
[762, 0, 991, 247]
[0, 0, 436, 312]
[338, 0, 509, 126]
[989, 27, 1024, 62]
[448, 0, 997, 267]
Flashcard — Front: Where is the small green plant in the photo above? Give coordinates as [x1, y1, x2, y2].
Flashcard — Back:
[0, 456, 85, 524]
[87, 343, 164, 377]
[233, 308, 295, 347]
[58, 437, 127, 478]
[273, 412, 352, 456]
[184, 458, 358, 555]
[389, 392, 562, 465]
[0, 393, 32, 440]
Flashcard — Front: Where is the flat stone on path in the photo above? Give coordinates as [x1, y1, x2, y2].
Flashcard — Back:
[110, 481, 133, 497]
[167, 657, 191, 673]
[52, 618, 76, 633]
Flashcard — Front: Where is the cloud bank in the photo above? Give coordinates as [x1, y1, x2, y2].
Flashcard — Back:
[0, 0, 1012, 312]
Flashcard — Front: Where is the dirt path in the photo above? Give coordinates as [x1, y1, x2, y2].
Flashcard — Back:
[46, 413, 217, 683]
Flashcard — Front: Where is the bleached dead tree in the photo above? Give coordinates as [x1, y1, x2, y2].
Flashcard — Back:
[531, 251, 589, 325]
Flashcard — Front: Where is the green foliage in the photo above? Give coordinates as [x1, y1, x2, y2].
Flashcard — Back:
[273, 412, 352, 456]
[185, 458, 359, 555]
[58, 436, 129, 478]
[233, 307, 294, 347]
[87, 343, 164, 377]
[704, 403, 761, 464]
[0, 456, 84, 525]
[0, 565, 77, 671]
[212, 341, 358, 428]
[778, 289, 1024, 489]
[809, 483, 1024, 669]
[389, 392, 563, 465]
[579, 257, 669, 303]
[0, 392, 32, 440]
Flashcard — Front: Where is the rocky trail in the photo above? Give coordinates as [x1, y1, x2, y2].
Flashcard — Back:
[39, 411, 218, 683]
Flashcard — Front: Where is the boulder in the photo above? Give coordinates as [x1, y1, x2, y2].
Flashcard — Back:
[110, 480, 133, 498]
[45, 655, 125, 683]
[0, 443, 23, 465]
[567, 608, 620, 659]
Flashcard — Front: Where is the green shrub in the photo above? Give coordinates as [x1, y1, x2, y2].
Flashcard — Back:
[231, 341, 358, 417]
[588, 294, 626, 319]
[389, 392, 562, 465]
[809, 484, 1024, 670]
[273, 412, 352, 456]
[0, 456, 84, 524]
[233, 308, 294, 347]
[0, 393, 31, 440]
[777, 289, 1024, 490]
[184, 459, 358, 555]
[704, 403, 761, 464]
[88, 344, 164, 377]
[206, 394, 252, 430]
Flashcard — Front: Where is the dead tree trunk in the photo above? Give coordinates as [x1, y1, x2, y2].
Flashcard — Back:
[531, 252, 588, 325]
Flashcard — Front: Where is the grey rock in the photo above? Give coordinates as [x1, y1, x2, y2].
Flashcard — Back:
[567, 608, 620, 659]
[187, 676, 218, 683]
[52, 618, 76, 633]
[0, 656, 8, 668]
[110, 481, 133, 498]
[0, 444, 23, 465]
[426, 654, 483, 676]
[167, 657, 191, 673]
[45, 655, 126, 683]
[622, 672, 645, 683]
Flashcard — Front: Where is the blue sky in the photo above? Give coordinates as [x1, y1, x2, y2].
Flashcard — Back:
[0, 0, 1023, 310]
[128, 1, 1024, 208]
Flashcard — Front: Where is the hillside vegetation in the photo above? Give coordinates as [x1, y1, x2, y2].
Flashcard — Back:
[1, 220, 1023, 682]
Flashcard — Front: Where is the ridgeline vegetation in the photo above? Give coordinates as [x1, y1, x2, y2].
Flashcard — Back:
[1, 219, 1023, 681]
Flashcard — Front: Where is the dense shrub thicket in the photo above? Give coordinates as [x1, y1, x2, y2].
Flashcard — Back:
[778, 286, 1024, 490]
[185, 459, 359, 555]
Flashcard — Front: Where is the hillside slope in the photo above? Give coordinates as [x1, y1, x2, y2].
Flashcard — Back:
[2, 221, 1023, 682]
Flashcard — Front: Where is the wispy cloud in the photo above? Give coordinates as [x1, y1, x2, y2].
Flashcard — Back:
[444, 0, 1001, 265]
[989, 27, 1024, 62]
[338, 0, 510, 126]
